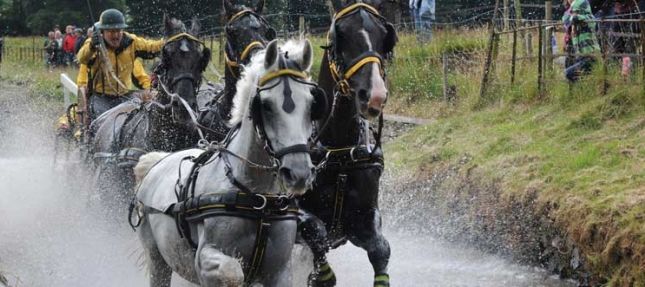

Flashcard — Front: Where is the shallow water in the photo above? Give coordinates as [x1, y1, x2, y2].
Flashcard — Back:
[0, 83, 575, 287]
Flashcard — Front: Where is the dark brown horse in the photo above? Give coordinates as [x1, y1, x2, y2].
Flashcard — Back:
[198, 0, 276, 142]
[297, 1, 398, 286]
[91, 16, 210, 208]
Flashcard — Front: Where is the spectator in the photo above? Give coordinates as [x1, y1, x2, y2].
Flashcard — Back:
[562, 0, 601, 82]
[62, 25, 77, 66]
[54, 30, 64, 66]
[610, 0, 640, 77]
[44, 31, 58, 69]
[409, 0, 435, 42]
[74, 28, 86, 55]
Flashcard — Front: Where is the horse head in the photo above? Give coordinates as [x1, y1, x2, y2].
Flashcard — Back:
[327, 0, 398, 118]
[230, 39, 325, 196]
[223, 0, 276, 70]
[157, 15, 211, 123]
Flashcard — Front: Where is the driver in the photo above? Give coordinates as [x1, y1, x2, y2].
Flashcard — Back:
[76, 8, 163, 123]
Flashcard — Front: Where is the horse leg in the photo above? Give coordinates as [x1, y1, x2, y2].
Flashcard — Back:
[348, 208, 391, 287]
[195, 243, 244, 287]
[299, 212, 336, 287]
[138, 213, 172, 287]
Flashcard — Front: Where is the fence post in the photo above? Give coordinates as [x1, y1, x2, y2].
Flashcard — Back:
[526, 27, 533, 57]
[219, 32, 224, 65]
[503, 0, 510, 31]
[545, 1, 553, 72]
[442, 53, 449, 102]
[515, 0, 526, 54]
[32, 37, 36, 62]
[299, 16, 305, 35]
[641, 19, 644, 96]
[600, 20, 608, 96]
[512, 27, 518, 85]
[479, 0, 502, 99]
[538, 24, 544, 98]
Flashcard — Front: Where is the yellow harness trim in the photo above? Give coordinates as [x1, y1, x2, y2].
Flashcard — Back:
[259, 69, 308, 86]
[165, 32, 203, 45]
[326, 3, 384, 95]
[228, 9, 253, 24]
[334, 3, 379, 21]
[343, 56, 382, 80]
[226, 41, 265, 70]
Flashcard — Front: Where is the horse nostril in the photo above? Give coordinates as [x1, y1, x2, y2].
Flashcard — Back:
[358, 89, 369, 102]
[279, 167, 294, 183]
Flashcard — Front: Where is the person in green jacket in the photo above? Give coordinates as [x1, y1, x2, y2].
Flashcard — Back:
[562, 0, 601, 82]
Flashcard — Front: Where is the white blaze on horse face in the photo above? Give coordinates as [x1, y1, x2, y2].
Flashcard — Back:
[360, 29, 387, 111]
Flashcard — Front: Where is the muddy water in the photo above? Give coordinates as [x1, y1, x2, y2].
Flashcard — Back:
[0, 82, 575, 286]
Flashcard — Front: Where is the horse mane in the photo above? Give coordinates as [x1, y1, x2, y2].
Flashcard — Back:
[229, 39, 311, 126]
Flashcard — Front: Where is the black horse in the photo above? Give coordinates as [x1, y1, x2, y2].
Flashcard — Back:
[297, 1, 398, 286]
[91, 16, 210, 206]
[198, 0, 276, 141]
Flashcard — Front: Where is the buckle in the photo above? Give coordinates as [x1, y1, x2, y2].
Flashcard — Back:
[349, 147, 357, 162]
[253, 194, 267, 210]
[277, 195, 290, 211]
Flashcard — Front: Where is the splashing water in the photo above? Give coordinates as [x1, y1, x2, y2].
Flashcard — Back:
[0, 82, 575, 286]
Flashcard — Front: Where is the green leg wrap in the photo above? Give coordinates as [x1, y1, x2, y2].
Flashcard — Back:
[308, 262, 337, 287]
[374, 273, 390, 287]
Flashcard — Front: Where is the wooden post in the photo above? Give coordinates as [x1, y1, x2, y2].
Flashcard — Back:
[514, 0, 525, 54]
[504, 0, 510, 31]
[545, 1, 553, 71]
[601, 20, 608, 95]
[641, 19, 644, 96]
[442, 53, 449, 102]
[538, 24, 544, 98]
[219, 32, 224, 65]
[512, 27, 518, 85]
[299, 16, 305, 35]
[526, 28, 533, 57]
[32, 37, 36, 62]
[479, 0, 502, 99]
[545, 1, 552, 23]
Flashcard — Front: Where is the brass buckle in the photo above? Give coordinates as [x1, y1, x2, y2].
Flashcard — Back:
[253, 194, 267, 210]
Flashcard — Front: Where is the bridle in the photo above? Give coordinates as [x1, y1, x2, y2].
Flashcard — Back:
[252, 68, 313, 163]
[224, 10, 270, 78]
[326, 3, 387, 96]
[156, 32, 206, 96]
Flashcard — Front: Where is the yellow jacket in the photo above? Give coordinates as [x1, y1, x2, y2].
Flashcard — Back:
[77, 59, 150, 89]
[77, 32, 162, 96]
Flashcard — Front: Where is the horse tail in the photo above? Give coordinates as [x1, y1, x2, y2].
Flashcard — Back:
[133, 152, 169, 184]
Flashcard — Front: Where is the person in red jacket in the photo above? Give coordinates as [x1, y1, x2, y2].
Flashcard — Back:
[62, 25, 77, 66]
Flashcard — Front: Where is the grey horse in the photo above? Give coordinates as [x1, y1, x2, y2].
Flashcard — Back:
[133, 39, 327, 287]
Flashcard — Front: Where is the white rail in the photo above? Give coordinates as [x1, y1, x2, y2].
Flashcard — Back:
[60, 73, 77, 107]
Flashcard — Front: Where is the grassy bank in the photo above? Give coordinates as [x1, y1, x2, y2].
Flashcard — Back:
[385, 30, 644, 285]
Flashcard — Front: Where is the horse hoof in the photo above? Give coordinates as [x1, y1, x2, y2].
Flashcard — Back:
[374, 273, 390, 287]
[307, 263, 336, 287]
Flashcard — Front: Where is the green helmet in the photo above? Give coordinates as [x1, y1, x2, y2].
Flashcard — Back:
[97, 9, 127, 30]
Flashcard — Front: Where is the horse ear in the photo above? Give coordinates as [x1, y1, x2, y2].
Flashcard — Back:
[224, 0, 236, 18]
[331, 0, 343, 11]
[163, 14, 173, 36]
[300, 39, 313, 72]
[264, 39, 279, 69]
[190, 18, 201, 36]
[254, 0, 265, 13]
[363, 0, 383, 9]
[200, 47, 211, 72]
[383, 22, 398, 58]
